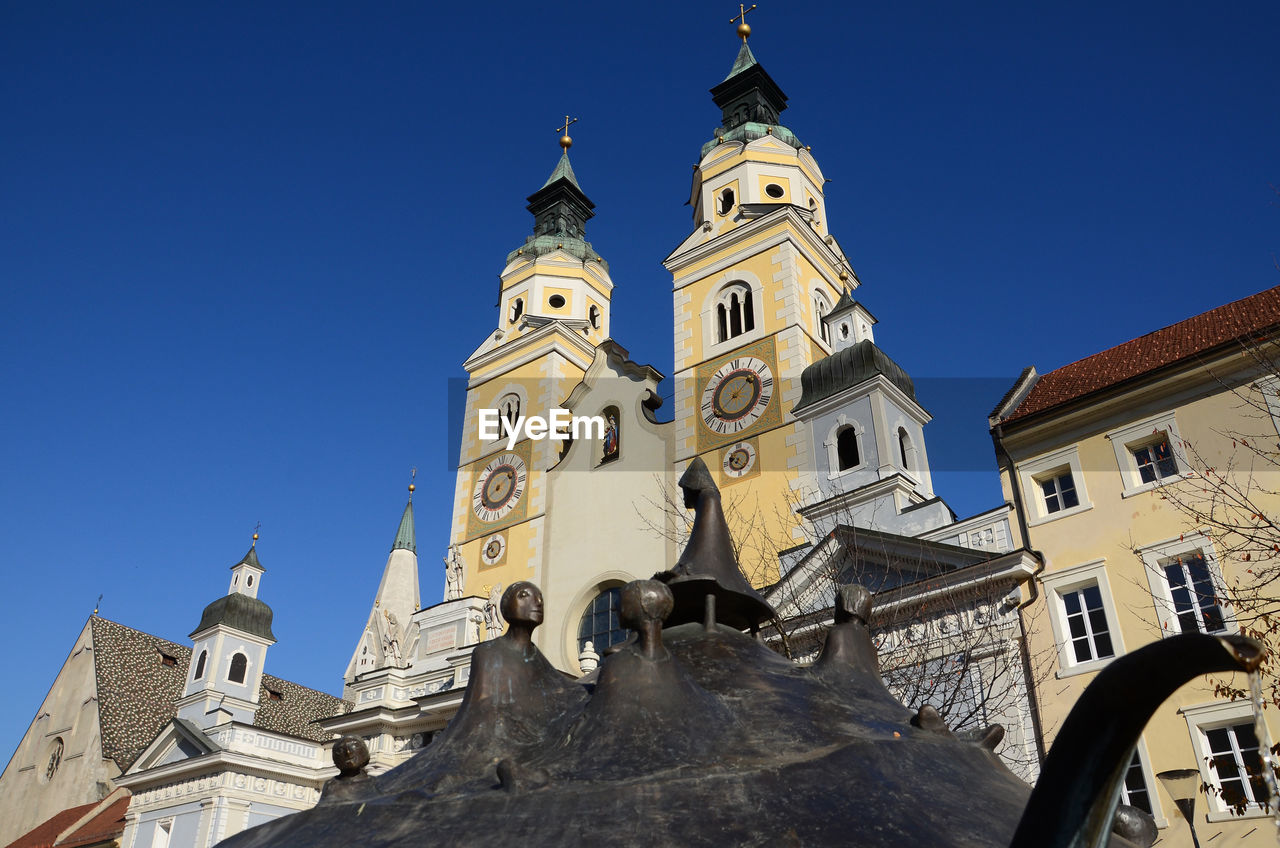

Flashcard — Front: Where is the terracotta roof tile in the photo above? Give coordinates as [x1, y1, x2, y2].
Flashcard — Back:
[90, 617, 350, 772]
[4, 801, 98, 848]
[1004, 285, 1280, 422]
[53, 797, 129, 848]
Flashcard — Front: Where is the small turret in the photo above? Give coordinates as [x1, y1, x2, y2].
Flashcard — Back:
[176, 534, 277, 729]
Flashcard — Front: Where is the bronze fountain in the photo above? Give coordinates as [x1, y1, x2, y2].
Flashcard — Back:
[222, 458, 1264, 848]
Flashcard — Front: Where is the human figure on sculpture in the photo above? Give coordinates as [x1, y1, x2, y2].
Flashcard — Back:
[443, 545, 464, 601]
[376, 580, 586, 795]
[483, 583, 504, 640]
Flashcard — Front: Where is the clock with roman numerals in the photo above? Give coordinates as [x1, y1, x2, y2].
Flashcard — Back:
[472, 453, 527, 523]
[700, 356, 775, 436]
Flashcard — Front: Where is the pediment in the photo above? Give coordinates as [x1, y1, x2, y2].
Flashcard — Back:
[746, 134, 796, 154]
[128, 717, 220, 774]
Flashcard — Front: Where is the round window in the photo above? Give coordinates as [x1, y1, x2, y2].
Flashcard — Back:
[765, 183, 785, 199]
[548, 295, 566, 309]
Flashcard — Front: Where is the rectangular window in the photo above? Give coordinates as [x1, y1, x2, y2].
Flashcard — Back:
[1205, 723, 1266, 808]
[1133, 437, 1178, 484]
[1060, 584, 1114, 664]
[1040, 473, 1079, 514]
[1119, 749, 1152, 814]
[1162, 552, 1227, 634]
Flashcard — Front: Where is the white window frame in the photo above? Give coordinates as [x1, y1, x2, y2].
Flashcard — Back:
[1136, 531, 1234, 637]
[823, 415, 866, 480]
[1181, 699, 1271, 821]
[1253, 375, 1280, 438]
[1118, 737, 1168, 827]
[1040, 559, 1125, 678]
[1106, 411, 1188, 497]
[811, 288, 832, 348]
[1016, 445, 1093, 526]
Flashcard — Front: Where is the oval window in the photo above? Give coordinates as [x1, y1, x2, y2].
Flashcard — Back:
[549, 295, 566, 309]
[765, 183, 785, 199]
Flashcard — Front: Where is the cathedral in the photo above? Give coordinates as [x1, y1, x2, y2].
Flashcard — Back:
[1, 20, 1041, 848]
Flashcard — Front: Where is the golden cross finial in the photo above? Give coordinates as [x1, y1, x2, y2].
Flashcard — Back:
[93, 593, 102, 616]
[556, 115, 578, 151]
[251, 521, 261, 547]
[409, 467, 417, 496]
[732, 4, 757, 41]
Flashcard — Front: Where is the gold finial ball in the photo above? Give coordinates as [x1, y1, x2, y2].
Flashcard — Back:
[252, 532, 259, 541]
[408, 483, 416, 493]
[839, 271, 850, 283]
[560, 134, 573, 151]
[737, 22, 751, 39]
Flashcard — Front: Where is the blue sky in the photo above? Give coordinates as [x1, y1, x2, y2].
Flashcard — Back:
[2, 2, 1277, 767]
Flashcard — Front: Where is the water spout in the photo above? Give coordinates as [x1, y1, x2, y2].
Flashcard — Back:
[1009, 632, 1264, 848]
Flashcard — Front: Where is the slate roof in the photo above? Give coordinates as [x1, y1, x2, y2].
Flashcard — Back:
[794, 339, 916, 412]
[1002, 284, 1280, 423]
[90, 617, 351, 772]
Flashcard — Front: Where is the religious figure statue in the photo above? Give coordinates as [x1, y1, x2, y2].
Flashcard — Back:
[602, 414, 619, 460]
[382, 609, 403, 666]
[467, 611, 485, 646]
[484, 583, 504, 640]
[443, 545, 464, 601]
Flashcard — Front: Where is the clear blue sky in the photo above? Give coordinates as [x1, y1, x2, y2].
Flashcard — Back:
[2, 2, 1277, 767]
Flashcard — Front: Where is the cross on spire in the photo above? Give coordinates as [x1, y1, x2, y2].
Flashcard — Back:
[732, 4, 757, 41]
[556, 115, 578, 151]
[409, 467, 417, 498]
[251, 521, 261, 548]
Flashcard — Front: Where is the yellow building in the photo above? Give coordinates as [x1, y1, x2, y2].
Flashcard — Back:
[990, 284, 1280, 844]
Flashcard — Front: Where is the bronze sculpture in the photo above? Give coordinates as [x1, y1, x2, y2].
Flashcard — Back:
[221, 463, 1262, 848]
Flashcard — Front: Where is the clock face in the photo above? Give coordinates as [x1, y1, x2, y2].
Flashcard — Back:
[700, 356, 775, 436]
[481, 533, 506, 565]
[472, 453, 528, 523]
[722, 441, 757, 478]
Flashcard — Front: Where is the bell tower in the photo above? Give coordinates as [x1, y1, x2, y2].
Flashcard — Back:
[664, 20, 853, 584]
[447, 124, 616, 614]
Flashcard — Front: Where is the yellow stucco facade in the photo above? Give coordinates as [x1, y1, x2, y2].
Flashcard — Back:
[995, 339, 1280, 844]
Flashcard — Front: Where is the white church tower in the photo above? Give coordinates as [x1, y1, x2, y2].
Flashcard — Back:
[175, 535, 276, 728]
[343, 481, 421, 697]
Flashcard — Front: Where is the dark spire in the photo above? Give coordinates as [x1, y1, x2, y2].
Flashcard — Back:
[392, 498, 416, 553]
[710, 40, 789, 134]
[526, 151, 595, 242]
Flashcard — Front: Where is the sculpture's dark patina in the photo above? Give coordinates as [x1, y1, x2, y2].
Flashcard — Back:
[222, 458, 1262, 848]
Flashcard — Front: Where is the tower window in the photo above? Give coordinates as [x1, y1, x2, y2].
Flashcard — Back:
[193, 650, 207, 680]
[813, 293, 831, 344]
[715, 283, 755, 343]
[228, 652, 248, 685]
[549, 294, 566, 309]
[718, 188, 735, 216]
[589, 305, 601, 329]
[246, 574, 253, 587]
[509, 298, 524, 324]
[497, 393, 521, 438]
[765, 183, 784, 199]
[898, 428, 915, 472]
[836, 426, 861, 471]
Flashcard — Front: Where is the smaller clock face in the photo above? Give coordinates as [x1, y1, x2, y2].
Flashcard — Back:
[472, 453, 528, 523]
[701, 356, 775, 436]
[722, 442, 757, 478]
[481, 533, 506, 565]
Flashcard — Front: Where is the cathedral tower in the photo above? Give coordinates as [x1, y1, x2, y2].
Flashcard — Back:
[447, 127, 616, 614]
[664, 25, 852, 582]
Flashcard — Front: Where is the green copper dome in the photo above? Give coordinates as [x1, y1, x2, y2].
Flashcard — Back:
[794, 340, 916, 412]
[192, 592, 276, 641]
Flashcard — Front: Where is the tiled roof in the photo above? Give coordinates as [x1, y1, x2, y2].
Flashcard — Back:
[90, 617, 350, 772]
[1003, 285, 1280, 422]
[4, 802, 99, 848]
[53, 796, 129, 848]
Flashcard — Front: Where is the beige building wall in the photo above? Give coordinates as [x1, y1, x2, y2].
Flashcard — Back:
[0, 620, 118, 844]
[999, 352, 1280, 845]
